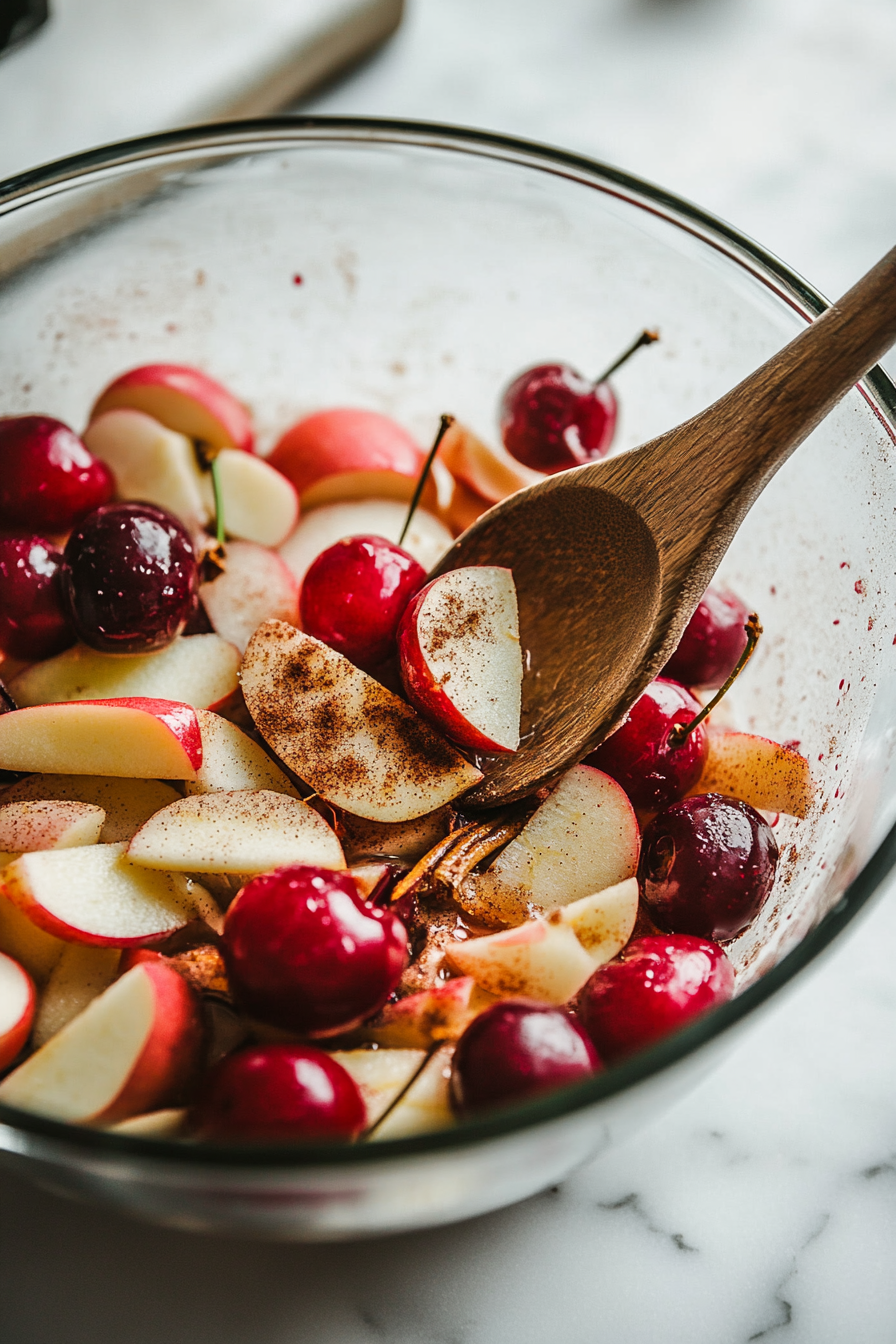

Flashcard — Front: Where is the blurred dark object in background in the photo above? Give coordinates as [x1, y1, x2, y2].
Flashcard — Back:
[0, 0, 48, 58]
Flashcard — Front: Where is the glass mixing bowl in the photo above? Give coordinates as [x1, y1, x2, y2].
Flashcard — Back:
[0, 119, 895, 1240]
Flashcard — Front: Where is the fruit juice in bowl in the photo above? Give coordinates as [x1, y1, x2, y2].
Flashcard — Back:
[0, 120, 894, 1239]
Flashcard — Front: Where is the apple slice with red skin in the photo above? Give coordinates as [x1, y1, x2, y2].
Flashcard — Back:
[185, 710, 300, 798]
[32, 943, 121, 1047]
[269, 408, 423, 502]
[457, 765, 640, 928]
[0, 950, 35, 1070]
[241, 621, 482, 823]
[0, 960, 203, 1123]
[83, 408, 211, 530]
[127, 790, 345, 875]
[9, 633, 240, 714]
[199, 540, 298, 655]
[1, 842, 197, 946]
[0, 698, 201, 780]
[355, 976, 494, 1049]
[398, 567, 522, 755]
[688, 730, 814, 819]
[0, 799, 105, 853]
[0, 775, 182, 844]
[90, 363, 254, 453]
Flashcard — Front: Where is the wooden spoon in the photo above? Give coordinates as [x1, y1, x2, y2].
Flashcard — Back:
[434, 247, 896, 809]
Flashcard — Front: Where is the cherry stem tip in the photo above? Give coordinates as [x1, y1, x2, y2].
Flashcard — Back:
[669, 612, 762, 749]
[594, 328, 659, 387]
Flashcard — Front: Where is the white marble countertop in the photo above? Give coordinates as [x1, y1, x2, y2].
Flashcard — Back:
[3, 2, 896, 1340]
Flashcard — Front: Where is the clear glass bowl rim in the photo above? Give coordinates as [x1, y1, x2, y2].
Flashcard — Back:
[0, 115, 894, 1169]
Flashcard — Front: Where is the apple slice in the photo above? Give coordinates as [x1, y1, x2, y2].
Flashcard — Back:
[0, 800, 105, 853]
[689, 731, 814, 818]
[0, 961, 203, 1124]
[0, 950, 35, 1070]
[398, 567, 522, 754]
[269, 408, 424, 500]
[0, 890, 66, 983]
[199, 540, 298, 654]
[2, 843, 196, 946]
[83, 408, 211, 529]
[279, 498, 453, 588]
[206, 449, 298, 548]
[0, 776, 182, 844]
[559, 878, 639, 966]
[447, 917, 596, 1005]
[9, 634, 240, 713]
[185, 710, 300, 798]
[90, 363, 254, 453]
[241, 621, 482, 823]
[457, 765, 640, 927]
[356, 976, 492, 1048]
[0, 699, 201, 780]
[127, 790, 345, 874]
[368, 1043, 455, 1140]
[443, 475, 493, 534]
[32, 943, 122, 1047]
[106, 1107, 187, 1137]
[439, 419, 545, 504]
[327, 1047, 427, 1129]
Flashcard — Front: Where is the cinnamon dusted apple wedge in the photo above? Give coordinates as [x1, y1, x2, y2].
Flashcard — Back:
[241, 622, 482, 822]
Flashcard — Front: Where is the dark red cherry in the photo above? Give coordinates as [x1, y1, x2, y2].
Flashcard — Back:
[585, 678, 707, 813]
[190, 1043, 366, 1142]
[0, 416, 114, 534]
[638, 793, 778, 941]
[500, 364, 616, 474]
[578, 934, 735, 1063]
[450, 999, 600, 1118]
[663, 587, 751, 690]
[61, 502, 198, 653]
[0, 536, 75, 660]
[300, 534, 426, 671]
[222, 865, 408, 1036]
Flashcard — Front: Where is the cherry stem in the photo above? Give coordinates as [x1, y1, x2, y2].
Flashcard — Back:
[398, 414, 455, 548]
[594, 328, 659, 386]
[668, 612, 763, 749]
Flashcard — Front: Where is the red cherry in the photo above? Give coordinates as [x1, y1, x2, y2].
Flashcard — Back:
[0, 536, 75, 660]
[663, 587, 751, 689]
[578, 934, 735, 1063]
[500, 364, 616, 474]
[190, 1043, 366, 1142]
[638, 793, 778, 941]
[585, 678, 707, 812]
[61, 502, 198, 654]
[0, 416, 114, 534]
[300, 534, 426, 671]
[222, 865, 408, 1036]
[450, 1000, 601, 1118]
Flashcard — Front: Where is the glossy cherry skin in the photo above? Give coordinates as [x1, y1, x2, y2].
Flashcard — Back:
[500, 364, 617, 474]
[585, 678, 707, 813]
[663, 587, 750, 690]
[61, 502, 199, 653]
[222, 865, 408, 1036]
[0, 416, 114, 534]
[578, 934, 735, 1064]
[0, 536, 75, 660]
[190, 1043, 366, 1142]
[638, 793, 779, 941]
[300, 534, 427, 671]
[450, 1000, 601, 1118]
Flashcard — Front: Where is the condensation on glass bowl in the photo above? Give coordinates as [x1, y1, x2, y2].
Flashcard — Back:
[0, 120, 895, 1238]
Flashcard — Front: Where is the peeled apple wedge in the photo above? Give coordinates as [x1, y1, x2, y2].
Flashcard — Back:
[0, 800, 105, 854]
[0, 961, 203, 1124]
[203, 448, 299, 548]
[0, 775, 182, 844]
[0, 699, 202, 780]
[186, 710, 301, 798]
[9, 634, 240, 713]
[0, 890, 67, 984]
[559, 878, 640, 964]
[1, 842, 197, 946]
[83, 408, 211, 529]
[447, 917, 596, 1005]
[241, 622, 482, 823]
[457, 765, 640, 927]
[32, 943, 122, 1048]
[368, 1044, 455, 1140]
[690, 731, 814, 818]
[127, 790, 345, 874]
[328, 1048, 427, 1129]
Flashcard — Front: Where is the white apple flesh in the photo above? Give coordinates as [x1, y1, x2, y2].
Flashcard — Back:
[9, 634, 240, 713]
[368, 1043, 455, 1140]
[0, 961, 203, 1124]
[356, 976, 492, 1049]
[278, 498, 452, 588]
[457, 764, 640, 927]
[0, 949, 35, 1070]
[241, 622, 482, 823]
[32, 943, 122, 1048]
[0, 775, 182, 844]
[327, 1047, 427, 1129]
[0, 800, 105, 853]
[0, 890, 67, 983]
[185, 710, 301, 798]
[399, 566, 522, 754]
[209, 449, 299, 548]
[198, 540, 298, 654]
[106, 1108, 187, 1137]
[83, 408, 211, 530]
[0, 699, 202, 780]
[447, 917, 596, 1005]
[127, 790, 345, 874]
